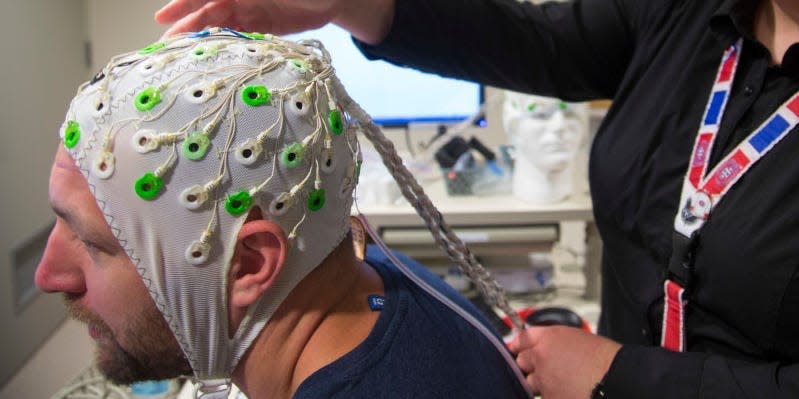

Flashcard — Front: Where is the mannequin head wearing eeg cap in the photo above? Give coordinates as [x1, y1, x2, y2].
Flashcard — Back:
[502, 91, 588, 204]
[59, 29, 359, 384]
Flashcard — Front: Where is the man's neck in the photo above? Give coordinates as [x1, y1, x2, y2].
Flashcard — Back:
[754, 0, 799, 65]
[231, 240, 384, 399]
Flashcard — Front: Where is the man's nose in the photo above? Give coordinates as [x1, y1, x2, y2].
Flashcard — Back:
[35, 220, 86, 294]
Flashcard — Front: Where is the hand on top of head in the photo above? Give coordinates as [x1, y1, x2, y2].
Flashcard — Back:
[155, 0, 396, 45]
[155, 0, 342, 37]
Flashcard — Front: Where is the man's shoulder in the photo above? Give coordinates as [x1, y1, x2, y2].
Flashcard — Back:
[296, 246, 529, 398]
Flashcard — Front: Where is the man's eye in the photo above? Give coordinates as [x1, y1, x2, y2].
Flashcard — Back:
[81, 240, 99, 253]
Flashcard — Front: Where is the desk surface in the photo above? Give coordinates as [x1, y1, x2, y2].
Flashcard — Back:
[354, 178, 594, 227]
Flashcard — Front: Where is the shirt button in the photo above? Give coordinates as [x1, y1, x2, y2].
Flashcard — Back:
[642, 328, 648, 336]
[744, 85, 754, 96]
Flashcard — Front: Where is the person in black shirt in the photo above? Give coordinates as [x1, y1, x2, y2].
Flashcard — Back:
[156, 0, 799, 397]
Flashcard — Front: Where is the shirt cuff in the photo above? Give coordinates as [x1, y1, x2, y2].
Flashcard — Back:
[351, 0, 419, 64]
[598, 345, 707, 398]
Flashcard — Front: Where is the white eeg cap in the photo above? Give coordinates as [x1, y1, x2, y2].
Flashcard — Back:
[60, 28, 360, 386]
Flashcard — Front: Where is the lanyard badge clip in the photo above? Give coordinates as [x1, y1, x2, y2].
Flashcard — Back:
[662, 231, 698, 352]
[666, 231, 698, 290]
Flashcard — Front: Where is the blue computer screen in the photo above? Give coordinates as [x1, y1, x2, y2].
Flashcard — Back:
[285, 25, 482, 126]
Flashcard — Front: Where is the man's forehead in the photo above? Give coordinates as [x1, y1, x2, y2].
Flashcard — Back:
[51, 146, 94, 195]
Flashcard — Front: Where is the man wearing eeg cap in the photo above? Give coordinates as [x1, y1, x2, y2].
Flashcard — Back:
[36, 29, 530, 398]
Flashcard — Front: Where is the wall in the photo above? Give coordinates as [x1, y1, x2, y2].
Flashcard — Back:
[86, 0, 169, 73]
[0, 320, 93, 399]
[0, 0, 94, 394]
[1, 3, 192, 396]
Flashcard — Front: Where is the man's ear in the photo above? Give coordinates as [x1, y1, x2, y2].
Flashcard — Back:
[229, 207, 288, 310]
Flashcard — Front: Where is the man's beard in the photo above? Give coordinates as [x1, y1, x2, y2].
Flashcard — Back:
[64, 294, 193, 385]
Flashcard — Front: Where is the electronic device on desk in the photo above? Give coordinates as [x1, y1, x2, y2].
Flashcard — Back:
[285, 25, 483, 127]
[433, 136, 509, 196]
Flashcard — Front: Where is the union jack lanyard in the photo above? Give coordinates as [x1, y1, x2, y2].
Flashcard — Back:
[662, 38, 799, 352]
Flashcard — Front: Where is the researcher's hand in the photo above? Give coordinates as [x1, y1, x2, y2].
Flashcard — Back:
[509, 326, 622, 399]
[155, 0, 395, 45]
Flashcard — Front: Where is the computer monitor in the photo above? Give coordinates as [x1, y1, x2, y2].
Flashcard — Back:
[285, 25, 483, 127]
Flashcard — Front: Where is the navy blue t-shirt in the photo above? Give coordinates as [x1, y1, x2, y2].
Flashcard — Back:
[293, 245, 529, 398]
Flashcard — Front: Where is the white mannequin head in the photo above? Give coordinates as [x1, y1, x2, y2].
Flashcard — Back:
[502, 91, 588, 203]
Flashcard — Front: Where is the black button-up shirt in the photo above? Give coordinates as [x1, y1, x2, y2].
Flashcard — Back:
[358, 0, 799, 396]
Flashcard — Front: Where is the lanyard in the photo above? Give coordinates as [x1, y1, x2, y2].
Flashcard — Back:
[662, 38, 799, 352]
